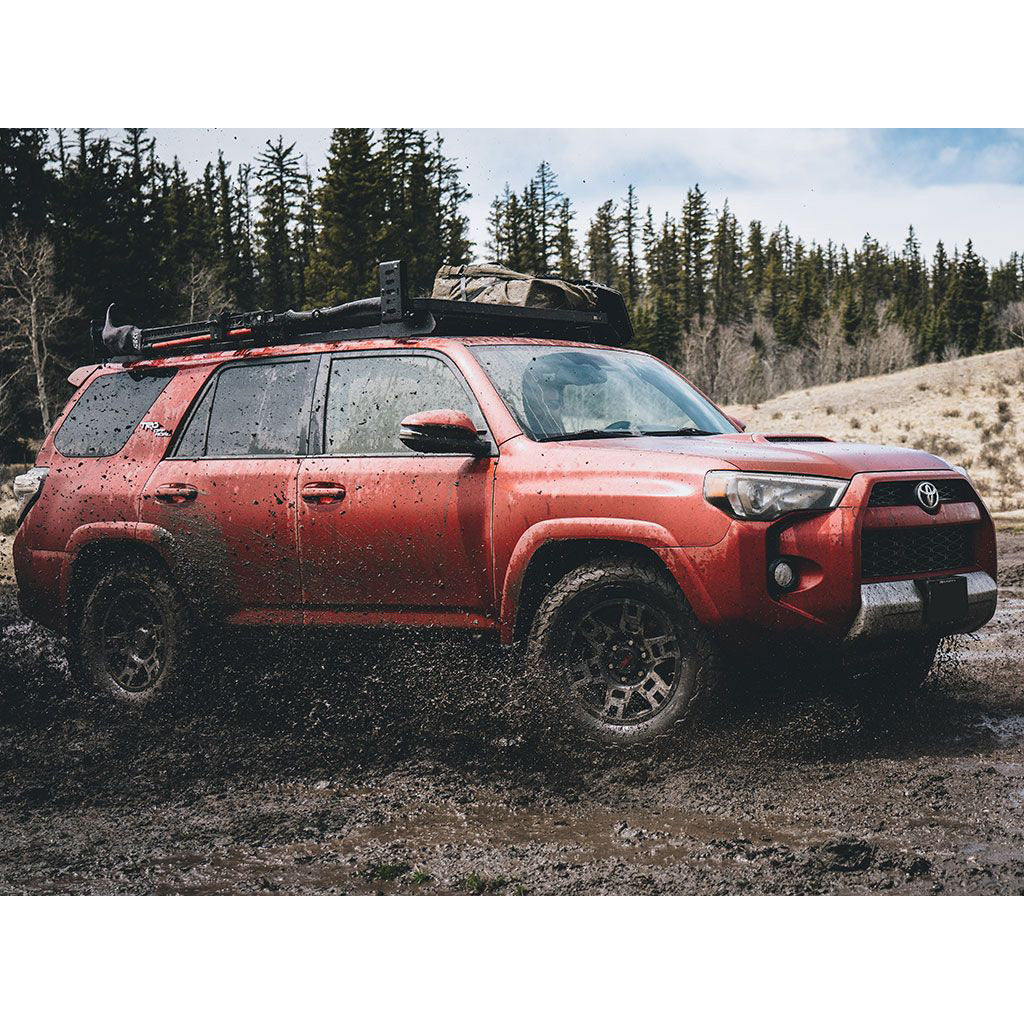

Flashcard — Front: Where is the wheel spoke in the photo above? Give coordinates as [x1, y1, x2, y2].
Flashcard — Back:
[636, 672, 673, 711]
[566, 655, 604, 697]
[577, 612, 615, 652]
[566, 595, 686, 726]
[643, 633, 680, 663]
[619, 600, 644, 635]
[602, 686, 631, 720]
[99, 583, 168, 693]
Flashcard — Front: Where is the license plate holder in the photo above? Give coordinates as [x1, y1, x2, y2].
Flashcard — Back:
[921, 575, 968, 628]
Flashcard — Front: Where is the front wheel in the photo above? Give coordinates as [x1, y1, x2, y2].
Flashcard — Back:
[527, 558, 714, 745]
[70, 558, 195, 709]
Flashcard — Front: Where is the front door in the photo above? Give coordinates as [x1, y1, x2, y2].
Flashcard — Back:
[141, 356, 316, 624]
[298, 351, 495, 626]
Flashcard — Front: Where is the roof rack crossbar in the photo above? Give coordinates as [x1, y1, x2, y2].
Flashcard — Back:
[90, 260, 633, 362]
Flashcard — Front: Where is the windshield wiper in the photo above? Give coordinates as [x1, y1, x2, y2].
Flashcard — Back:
[538, 429, 639, 442]
[639, 427, 720, 437]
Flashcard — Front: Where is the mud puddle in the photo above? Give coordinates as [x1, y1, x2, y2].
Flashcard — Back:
[2, 529, 1023, 895]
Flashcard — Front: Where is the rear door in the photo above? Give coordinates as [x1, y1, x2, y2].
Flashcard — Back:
[298, 350, 495, 623]
[141, 355, 316, 624]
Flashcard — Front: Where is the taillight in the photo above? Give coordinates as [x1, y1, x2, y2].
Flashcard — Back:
[12, 467, 48, 525]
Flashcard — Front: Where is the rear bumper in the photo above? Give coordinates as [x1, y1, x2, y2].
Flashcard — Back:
[844, 570, 997, 643]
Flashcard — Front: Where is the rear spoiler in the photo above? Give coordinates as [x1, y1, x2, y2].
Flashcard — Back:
[68, 364, 98, 387]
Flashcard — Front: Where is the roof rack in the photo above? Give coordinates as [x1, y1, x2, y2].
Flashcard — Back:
[91, 260, 634, 362]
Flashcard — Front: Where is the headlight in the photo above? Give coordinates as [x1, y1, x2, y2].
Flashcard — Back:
[704, 471, 848, 521]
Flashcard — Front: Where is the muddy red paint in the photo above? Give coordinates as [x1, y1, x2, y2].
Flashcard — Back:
[12, 334, 998, 742]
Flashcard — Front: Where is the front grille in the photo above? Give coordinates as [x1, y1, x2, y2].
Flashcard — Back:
[868, 478, 975, 507]
[861, 524, 975, 579]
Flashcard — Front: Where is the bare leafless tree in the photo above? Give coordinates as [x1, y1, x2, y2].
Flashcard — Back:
[0, 366, 24, 446]
[180, 257, 229, 321]
[998, 300, 1024, 347]
[0, 229, 79, 433]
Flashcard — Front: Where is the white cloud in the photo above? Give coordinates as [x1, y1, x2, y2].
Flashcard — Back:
[147, 128, 1024, 264]
[444, 129, 1024, 262]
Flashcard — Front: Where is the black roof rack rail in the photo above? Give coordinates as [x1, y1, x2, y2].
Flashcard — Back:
[91, 260, 634, 362]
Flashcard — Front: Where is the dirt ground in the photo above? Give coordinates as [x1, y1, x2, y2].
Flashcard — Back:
[728, 346, 1024, 513]
[1, 529, 1023, 896]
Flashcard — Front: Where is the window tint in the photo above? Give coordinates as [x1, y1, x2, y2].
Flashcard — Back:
[54, 370, 175, 458]
[325, 355, 482, 455]
[202, 360, 312, 457]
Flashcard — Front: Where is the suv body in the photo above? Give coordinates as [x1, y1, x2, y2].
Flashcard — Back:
[13, 332, 998, 743]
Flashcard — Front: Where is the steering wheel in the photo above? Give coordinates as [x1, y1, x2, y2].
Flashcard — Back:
[604, 420, 634, 431]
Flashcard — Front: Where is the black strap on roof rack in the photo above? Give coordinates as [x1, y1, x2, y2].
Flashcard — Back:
[90, 260, 634, 362]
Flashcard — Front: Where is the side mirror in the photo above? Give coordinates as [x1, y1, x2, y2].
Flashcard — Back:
[399, 409, 490, 456]
[727, 415, 747, 433]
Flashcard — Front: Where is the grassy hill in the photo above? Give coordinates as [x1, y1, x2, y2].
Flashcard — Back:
[727, 347, 1024, 514]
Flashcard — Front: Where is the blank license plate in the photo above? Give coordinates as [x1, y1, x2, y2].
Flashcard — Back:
[923, 575, 968, 627]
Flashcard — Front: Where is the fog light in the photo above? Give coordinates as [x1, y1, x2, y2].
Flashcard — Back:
[770, 558, 798, 592]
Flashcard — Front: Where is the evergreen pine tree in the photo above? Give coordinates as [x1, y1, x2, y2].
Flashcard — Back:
[586, 200, 621, 286]
[709, 201, 745, 323]
[743, 219, 766, 304]
[305, 129, 377, 306]
[434, 134, 472, 267]
[233, 163, 257, 308]
[554, 197, 580, 278]
[680, 185, 711, 326]
[487, 189, 508, 264]
[254, 136, 305, 310]
[617, 184, 641, 304]
[894, 225, 927, 354]
[940, 240, 992, 355]
[0, 129, 51, 234]
[532, 161, 561, 275]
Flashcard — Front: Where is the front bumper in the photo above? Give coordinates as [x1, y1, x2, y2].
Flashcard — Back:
[845, 570, 997, 642]
[673, 470, 998, 645]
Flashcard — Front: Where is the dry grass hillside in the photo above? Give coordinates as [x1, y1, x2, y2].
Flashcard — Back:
[727, 347, 1024, 514]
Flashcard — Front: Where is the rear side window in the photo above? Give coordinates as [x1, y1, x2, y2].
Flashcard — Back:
[54, 370, 175, 457]
[176, 359, 313, 458]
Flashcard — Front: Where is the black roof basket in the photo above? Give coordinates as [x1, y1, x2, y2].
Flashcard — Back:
[91, 260, 634, 362]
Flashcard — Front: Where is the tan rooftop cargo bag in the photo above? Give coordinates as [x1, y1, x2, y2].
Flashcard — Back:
[432, 263, 598, 311]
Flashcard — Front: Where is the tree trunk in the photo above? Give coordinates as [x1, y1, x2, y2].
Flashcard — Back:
[28, 293, 52, 433]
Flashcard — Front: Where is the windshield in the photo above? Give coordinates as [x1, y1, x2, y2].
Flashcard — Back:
[470, 345, 735, 442]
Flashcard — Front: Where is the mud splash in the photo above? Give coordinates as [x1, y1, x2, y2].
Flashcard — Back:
[2, 530, 1024, 894]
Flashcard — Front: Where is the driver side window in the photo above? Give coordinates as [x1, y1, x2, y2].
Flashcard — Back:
[324, 354, 484, 455]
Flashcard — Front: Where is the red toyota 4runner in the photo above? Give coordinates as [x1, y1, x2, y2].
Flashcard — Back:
[11, 262, 998, 744]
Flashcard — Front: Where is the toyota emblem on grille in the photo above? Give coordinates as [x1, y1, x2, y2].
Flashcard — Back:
[916, 481, 941, 513]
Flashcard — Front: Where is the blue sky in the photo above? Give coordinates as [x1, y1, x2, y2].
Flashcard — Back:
[151, 128, 1024, 263]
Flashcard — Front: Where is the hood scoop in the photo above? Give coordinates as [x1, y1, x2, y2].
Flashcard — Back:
[750, 433, 835, 444]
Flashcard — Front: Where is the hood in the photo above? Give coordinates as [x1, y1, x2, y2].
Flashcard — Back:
[561, 432, 952, 477]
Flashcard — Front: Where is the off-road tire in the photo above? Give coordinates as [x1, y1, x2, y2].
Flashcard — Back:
[69, 557, 195, 709]
[527, 557, 717, 745]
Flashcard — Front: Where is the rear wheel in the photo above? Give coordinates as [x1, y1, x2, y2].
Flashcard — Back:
[527, 558, 714, 745]
[70, 558, 195, 708]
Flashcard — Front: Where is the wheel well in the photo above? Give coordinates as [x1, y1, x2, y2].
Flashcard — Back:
[67, 540, 170, 617]
[512, 539, 672, 641]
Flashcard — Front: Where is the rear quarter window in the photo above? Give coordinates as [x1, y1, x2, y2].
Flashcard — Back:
[172, 358, 313, 458]
[54, 370, 175, 458]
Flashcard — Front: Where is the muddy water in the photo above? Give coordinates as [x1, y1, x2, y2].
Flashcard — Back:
[2, 531, 1023, 895]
